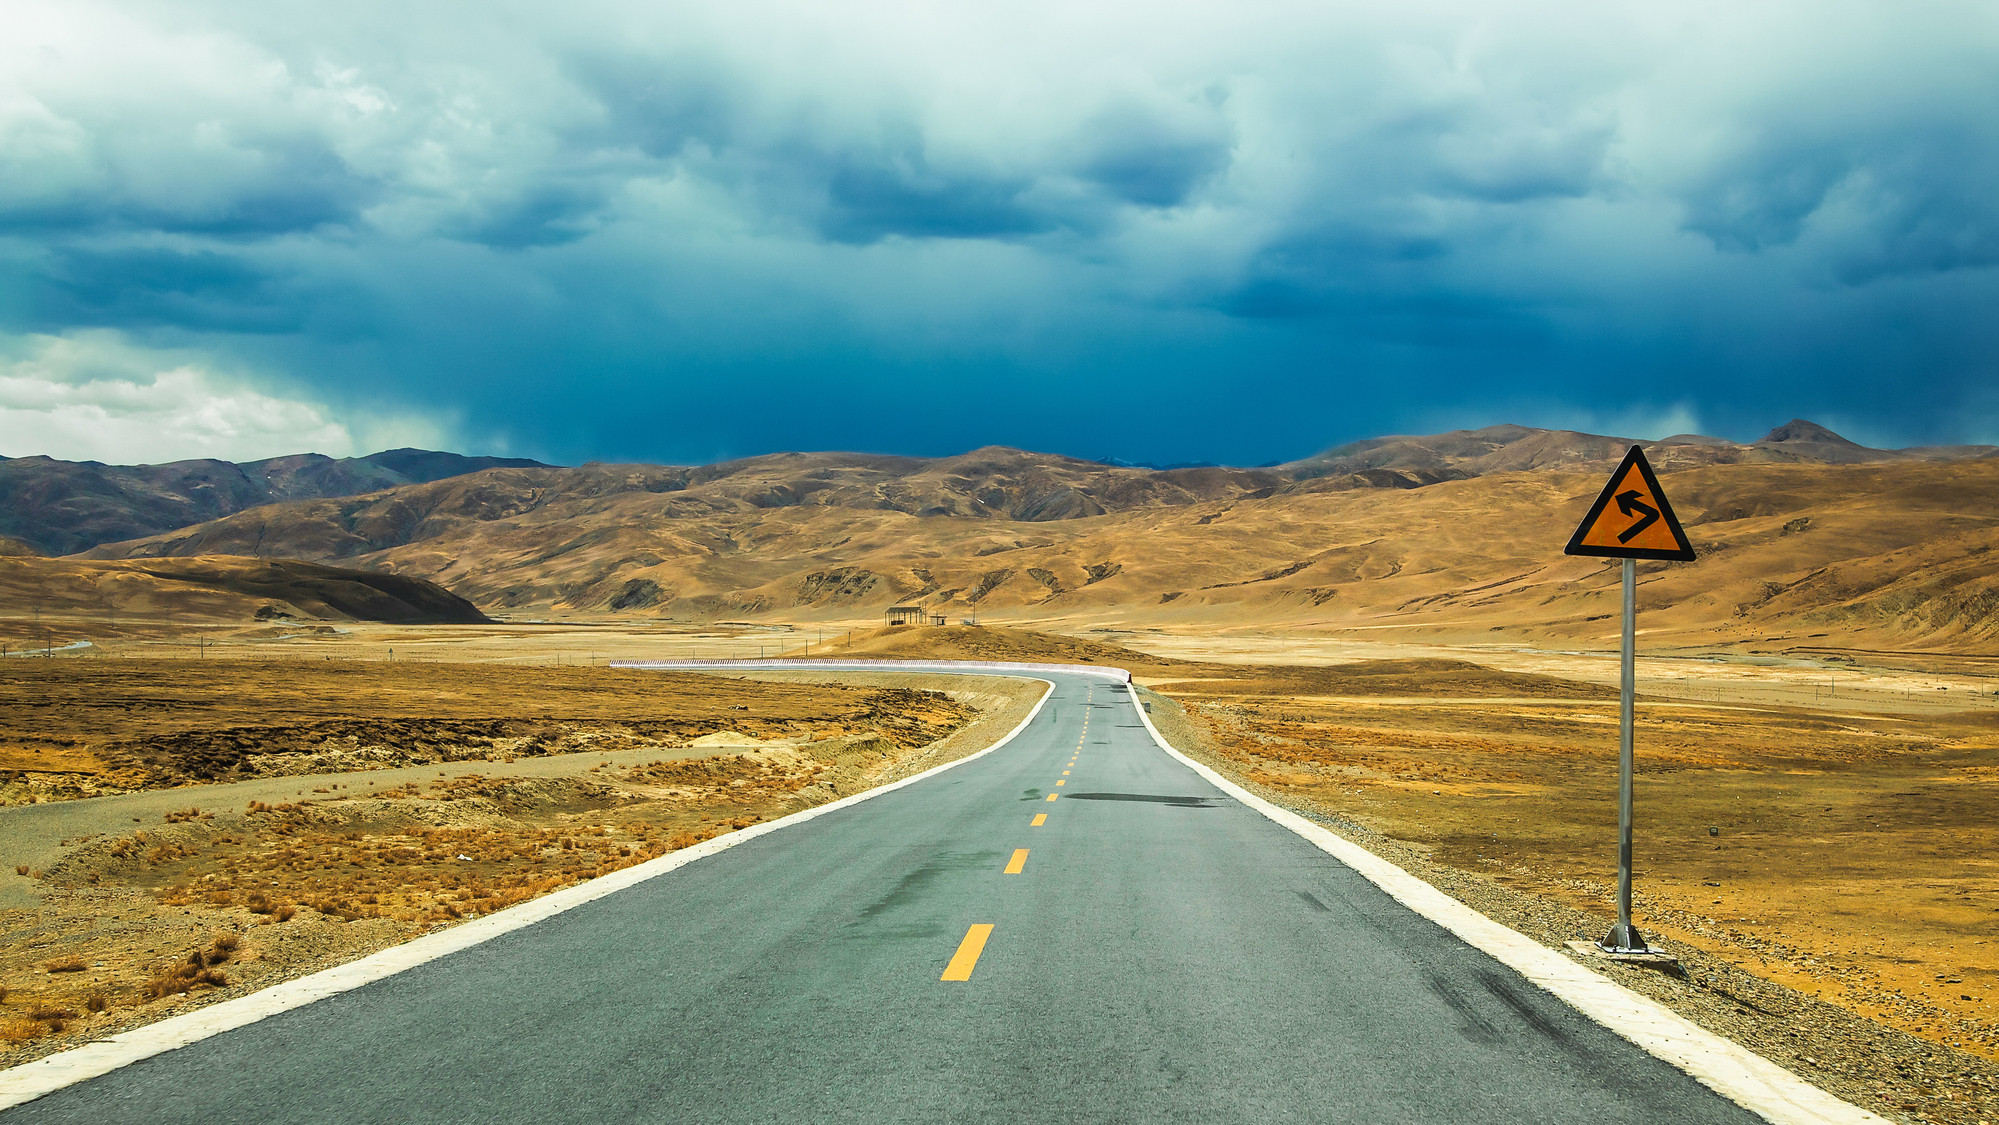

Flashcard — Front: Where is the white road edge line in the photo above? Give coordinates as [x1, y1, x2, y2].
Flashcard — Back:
[0, 666, 1074, 1112]
[1125, 684, 1882, 1125]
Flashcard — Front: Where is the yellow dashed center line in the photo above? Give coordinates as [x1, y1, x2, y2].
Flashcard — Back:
[1004, 848, 1029, 874]
[1055, 780, 1065, 786]
[1046, 793, 1058, 801]
[1031, 813, 1047, 827]
[941, 924, 995, 981]
[1061, 770, 1070, 775]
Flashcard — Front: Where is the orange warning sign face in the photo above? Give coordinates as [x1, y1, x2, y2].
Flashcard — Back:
[1564, 446, 1696, 561]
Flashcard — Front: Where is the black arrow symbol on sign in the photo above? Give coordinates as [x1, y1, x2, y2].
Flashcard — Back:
[1615, 490, 1659, 543]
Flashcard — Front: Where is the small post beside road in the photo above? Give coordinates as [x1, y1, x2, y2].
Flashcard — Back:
[1564, 446, 1696, 955]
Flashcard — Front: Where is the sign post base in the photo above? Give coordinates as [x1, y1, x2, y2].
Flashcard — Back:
[1566, 940, 1679, 969]
[1597, 922, 1650, 955]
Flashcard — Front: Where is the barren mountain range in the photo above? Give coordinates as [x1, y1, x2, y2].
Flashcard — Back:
[0, 448, 549, 556]
[1, 420, 1980, 652]
[9, 420, 1988, 559]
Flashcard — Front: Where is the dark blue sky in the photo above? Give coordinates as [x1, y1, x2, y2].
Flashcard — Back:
[3, 0, 1997, 467]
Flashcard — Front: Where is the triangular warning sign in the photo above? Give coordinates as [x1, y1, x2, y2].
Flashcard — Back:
[1564, 446, 1696, 561]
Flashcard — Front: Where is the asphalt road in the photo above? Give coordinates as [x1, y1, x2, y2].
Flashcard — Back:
[7, 671, 1763, 1123]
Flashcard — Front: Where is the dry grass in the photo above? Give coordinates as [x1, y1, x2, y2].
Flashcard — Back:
[1, 786, 792, 1044]
[141, 951, 229, 1001]
[0, 660, 970, 805]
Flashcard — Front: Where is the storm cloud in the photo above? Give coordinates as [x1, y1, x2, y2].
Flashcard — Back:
[2, 0, 1995, 464]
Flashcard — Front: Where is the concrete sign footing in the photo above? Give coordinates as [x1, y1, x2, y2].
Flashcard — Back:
[1566, 940, 1681, 969]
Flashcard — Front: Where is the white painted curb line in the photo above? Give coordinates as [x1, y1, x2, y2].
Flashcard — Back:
[1124, 684, 1882, 1125]
[0, 668, 1059, 1112]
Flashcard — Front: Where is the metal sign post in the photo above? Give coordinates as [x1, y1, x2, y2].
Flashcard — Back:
[1564, 446, 1695, 954]
[1609, 556, 1639, 950]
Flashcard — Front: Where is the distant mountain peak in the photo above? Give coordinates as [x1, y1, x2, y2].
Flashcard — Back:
[1758, 419, 1859, 447]
[1093, 455, 1222, 471]
[358, 448, 551, 483]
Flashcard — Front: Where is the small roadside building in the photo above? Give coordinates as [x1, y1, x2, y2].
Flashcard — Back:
[884, 605, 926, 627]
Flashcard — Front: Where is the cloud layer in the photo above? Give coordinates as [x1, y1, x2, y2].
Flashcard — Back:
[3, 0, 1996, 464]
[0, 332, 447, 463]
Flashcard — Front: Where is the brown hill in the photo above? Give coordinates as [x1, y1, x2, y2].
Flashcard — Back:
[0, 448, 551, 555]
[74, 449, 1291, 564]
[22, 420, 1986, 560]
[0, 556, 491, 639]
[76, 445, 1999, 652]
[1281, 420, 1995, 480]
[78, 421, 1983, 578]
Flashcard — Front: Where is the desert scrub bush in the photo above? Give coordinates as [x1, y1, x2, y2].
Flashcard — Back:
[43, 955, 86, 973]
[143, 950, 229, 1000]
[307, 896, 369, 922]
[245, 891, 297, 921]
[14, 865, 26, 876]
[84, 993, 109, 1013]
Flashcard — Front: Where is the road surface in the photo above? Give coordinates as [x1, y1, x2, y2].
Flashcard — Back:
[5, 669, 1764, 1123]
